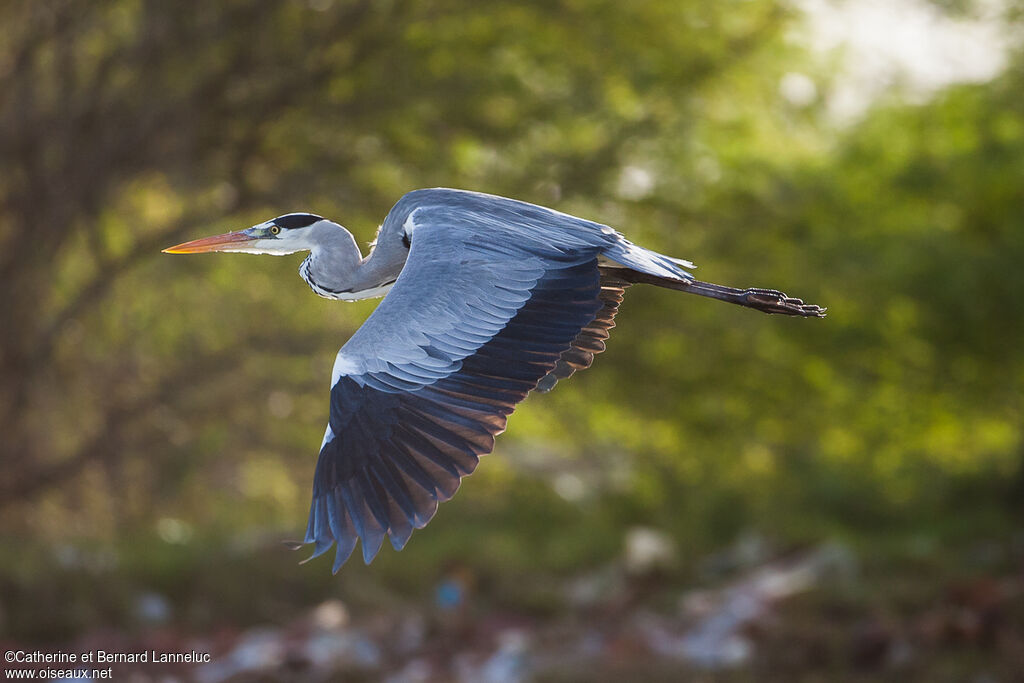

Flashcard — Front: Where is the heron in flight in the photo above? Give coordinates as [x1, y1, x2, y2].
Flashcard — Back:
[164, 188, 823, 571]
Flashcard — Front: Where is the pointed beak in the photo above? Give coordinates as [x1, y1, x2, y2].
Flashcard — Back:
[162, 230, 258, 254]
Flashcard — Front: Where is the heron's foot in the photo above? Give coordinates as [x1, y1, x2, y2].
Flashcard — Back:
[741, 288, 827, 317]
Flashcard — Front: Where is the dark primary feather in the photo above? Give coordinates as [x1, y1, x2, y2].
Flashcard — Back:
[306, 258, 604, 568]
[536, 269, 631, 392]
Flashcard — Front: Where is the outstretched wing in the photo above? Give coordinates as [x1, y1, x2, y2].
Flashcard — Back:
[304, 200, 617, 570]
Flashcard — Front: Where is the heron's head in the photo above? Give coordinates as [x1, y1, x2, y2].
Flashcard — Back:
[163, 213, 335, 256]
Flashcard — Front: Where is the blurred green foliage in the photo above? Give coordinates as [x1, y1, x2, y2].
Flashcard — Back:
[0, 0, 1022, 646]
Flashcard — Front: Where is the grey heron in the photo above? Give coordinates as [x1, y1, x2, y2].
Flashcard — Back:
[164, 188, 824, 571]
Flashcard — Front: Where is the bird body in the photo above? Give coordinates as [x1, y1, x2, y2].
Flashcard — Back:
[164, 188, 823, 571]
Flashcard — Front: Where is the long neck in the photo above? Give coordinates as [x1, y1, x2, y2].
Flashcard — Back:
[300, 222, 405, 301]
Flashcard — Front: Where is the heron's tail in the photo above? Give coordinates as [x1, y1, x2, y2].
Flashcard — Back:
[618, 269, 825, 317]
[600, 238, 824, 317]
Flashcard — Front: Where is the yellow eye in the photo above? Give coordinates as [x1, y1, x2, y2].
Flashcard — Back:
[270, 225, 281, 235]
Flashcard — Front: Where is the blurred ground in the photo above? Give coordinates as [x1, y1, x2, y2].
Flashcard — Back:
[3, 530, 1024, 681]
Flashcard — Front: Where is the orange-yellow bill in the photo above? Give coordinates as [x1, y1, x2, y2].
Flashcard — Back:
[162, 230, 256, 254]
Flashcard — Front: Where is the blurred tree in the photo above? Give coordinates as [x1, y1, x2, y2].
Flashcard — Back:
[543, 52, 1024, 545]
[0, 0, 383, 507]
[2, 0, 1018, 569]
[0, 0, 792, 532]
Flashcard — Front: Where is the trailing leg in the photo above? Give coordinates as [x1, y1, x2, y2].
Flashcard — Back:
[618, 270, 826, 317]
